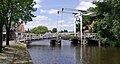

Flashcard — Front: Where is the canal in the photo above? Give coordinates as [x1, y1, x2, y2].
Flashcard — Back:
[27, 39, 120, 64]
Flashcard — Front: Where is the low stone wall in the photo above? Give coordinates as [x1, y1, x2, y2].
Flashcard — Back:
[0, 43, 32, 64]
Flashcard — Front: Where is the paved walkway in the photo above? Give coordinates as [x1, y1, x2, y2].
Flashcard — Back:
[3, 41, 16, 46]
[0, 42, 32, 64]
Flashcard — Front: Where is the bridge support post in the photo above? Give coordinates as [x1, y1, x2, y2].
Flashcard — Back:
[98, 40, 101, 47]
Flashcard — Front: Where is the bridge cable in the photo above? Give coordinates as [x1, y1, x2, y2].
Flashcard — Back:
[60, 9, 64, 32]
[57, 11, 60, 34]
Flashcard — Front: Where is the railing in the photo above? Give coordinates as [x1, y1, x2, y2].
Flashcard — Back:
[24, 33, 44, 40]
[23, 33, 97, 41]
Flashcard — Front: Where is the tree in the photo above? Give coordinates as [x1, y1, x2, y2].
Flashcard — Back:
[0, 0, 8, 52]
[31, 26, 48, 34]
[59, 29, 68, 33]
[0, 21, 3, 52]
[3, 0, 36, 46]
[52, 28, 57, 33]
[90, 0, 120, 46]
[0, 0, 36, 51]
[48, 30, 52, 32]
[61, 30, 64, 33]
[75, 16, 95, 33]
[25, 29, 31, 33]
[64, 29, 68, 32]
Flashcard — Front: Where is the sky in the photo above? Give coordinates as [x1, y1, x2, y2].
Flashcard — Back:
[25, 0, 98, 31]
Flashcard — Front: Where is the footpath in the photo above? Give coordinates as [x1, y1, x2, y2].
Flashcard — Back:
[0, 41, 32, 64]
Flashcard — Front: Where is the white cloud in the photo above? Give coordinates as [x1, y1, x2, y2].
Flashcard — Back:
[58, 24, 73, 28]
[34, 0, 42, 3]
[33, 0, 42, 8]
[47, 25, 57, 30]
[58, 20, 65, 24]
[48, 9, 58, 14]
[25, 21, 48, 30]
[34, 4, 42, 8]
[25, 15, 50, 30]
[40, 9, 58, 14]
[25, 18, 74, 31]
[40, 9, 46, 13]
[76, 1, 96, 10]
[33, 15, 49, 21]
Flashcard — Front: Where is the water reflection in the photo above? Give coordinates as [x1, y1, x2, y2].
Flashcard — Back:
[28, 39, 120, 64]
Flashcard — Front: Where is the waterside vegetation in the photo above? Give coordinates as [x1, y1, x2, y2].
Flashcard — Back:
[90, 0, 120, 46]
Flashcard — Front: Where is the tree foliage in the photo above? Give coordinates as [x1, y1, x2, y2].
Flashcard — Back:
[91, 0, 120, 46]
[31, 26, 48, 34]
[75, 14, 95, 33]
[59, 29, 68, 33]
[7, 0, 36, 45]
[52, 28, 57, 33]
[64, 29, 68, 32]
[0, 0, 36, 50]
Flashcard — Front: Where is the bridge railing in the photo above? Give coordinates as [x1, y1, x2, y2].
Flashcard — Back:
[23, 32, 97, 41]
[24, 33, 44, 41]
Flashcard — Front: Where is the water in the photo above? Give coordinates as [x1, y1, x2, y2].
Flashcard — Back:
[27, 39, 120, 64]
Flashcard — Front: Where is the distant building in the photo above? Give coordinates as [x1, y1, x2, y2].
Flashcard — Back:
[3, 22, 16, 41]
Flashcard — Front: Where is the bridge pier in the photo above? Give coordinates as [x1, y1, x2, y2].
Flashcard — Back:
[71, 38, 79, 44]
[50, 39, 56, 46]
[50, 39, 61, 47]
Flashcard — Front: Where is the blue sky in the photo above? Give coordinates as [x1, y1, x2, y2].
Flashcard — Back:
[25, 0, 98, 31]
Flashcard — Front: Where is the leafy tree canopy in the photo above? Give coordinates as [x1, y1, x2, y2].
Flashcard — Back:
[52, 28, 57, 33]
[31, 26, 48, 34]
[59, 29, 68, 33]
[90, 0, 120, 46]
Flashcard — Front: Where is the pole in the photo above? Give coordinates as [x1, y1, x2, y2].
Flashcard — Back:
[57, 11, 59, 34]
[79, 12, 83, 45]
[60, 11, 63, 32]
[57, 11, 59, 39]
[74, 15, 76, 36]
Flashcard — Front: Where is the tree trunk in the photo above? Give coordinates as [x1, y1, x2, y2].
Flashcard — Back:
[5, 0, 11, 46]
[0, 23, 3, 52]
[6, 27, 10, 46]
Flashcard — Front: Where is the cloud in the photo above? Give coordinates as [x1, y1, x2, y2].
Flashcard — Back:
[25, 17, 74, 31]
[48, 9, 58, 14]
[34, 0, 42, 3]
[33, 0, 42, 8]
[33, 4, 42, 8]
[25, 15, 49, 30]
[25, 15, 57, 30]
[25, 21, 48, 30]
[40, 9, 46, 13]
[76, 1, 96, 10]
[33, 15, 49, 21]
[58, 20, 65, 24]
[40, 9, 58, 14]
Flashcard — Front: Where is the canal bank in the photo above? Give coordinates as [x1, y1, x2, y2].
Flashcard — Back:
[0, 43, 32, 64]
